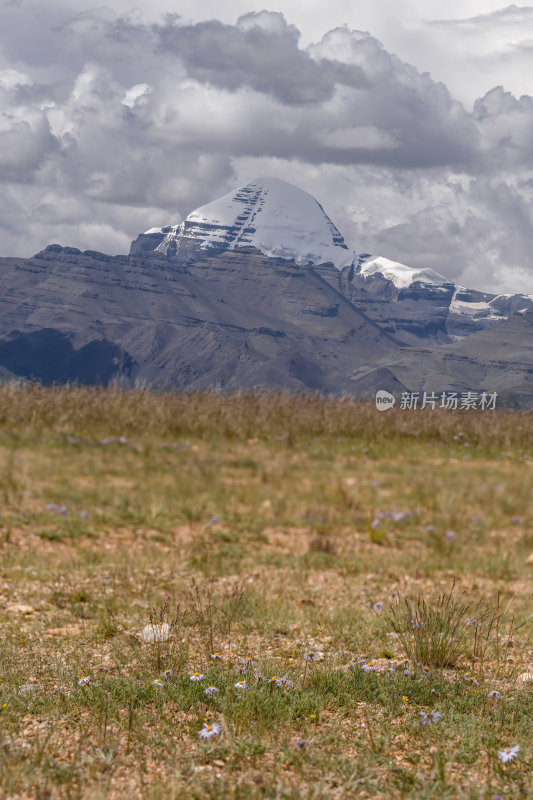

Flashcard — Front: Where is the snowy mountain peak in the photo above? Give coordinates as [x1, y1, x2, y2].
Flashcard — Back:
[358, 254, 451, 290]
[145, 177, 356, 270]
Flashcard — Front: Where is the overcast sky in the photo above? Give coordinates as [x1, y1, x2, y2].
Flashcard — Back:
[2, 1, 533, 292]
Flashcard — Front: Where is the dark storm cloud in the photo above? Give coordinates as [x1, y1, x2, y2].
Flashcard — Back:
[156, 13, 369, 105]
[154, 19, 480, 170]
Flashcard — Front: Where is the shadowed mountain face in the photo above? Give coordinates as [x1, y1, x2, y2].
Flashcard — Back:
[0, 329, 133, 385]
[0, 246, 400, 392]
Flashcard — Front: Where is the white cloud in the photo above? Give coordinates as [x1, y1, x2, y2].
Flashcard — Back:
[0, 69, 33, 91]
[122, 83, 153, 109]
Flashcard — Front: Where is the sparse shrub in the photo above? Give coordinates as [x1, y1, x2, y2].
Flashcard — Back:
[383, 581, 501, 668]
[184, 577, 247, 656]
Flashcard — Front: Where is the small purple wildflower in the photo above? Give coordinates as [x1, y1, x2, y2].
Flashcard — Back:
[275, 677, 294, 688]
[304, 651, 321, 662]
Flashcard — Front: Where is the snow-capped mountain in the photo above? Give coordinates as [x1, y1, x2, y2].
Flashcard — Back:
[131, 177, 533, 341]
[1, 175, 533, 402]
[133, 177, 355, 271]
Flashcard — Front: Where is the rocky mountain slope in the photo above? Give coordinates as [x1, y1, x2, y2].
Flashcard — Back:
[0, 245, 401, 392]
[366, 309, 533, 403]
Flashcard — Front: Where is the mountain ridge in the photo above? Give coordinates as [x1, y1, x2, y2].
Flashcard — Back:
[1, 178, 532, 402]
[131, 177, 533, 342]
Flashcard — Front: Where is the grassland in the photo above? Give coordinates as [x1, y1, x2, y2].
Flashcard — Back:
[0, 385, 531, 799]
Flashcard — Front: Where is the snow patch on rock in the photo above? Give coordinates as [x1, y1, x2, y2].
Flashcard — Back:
[358, 255, 449, 289]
